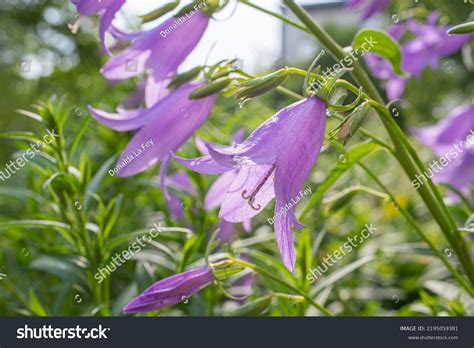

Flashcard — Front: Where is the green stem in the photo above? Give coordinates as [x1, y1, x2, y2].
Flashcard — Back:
[282, 0, 474, 285]
[230, 258, 334, 316]
[357, 162, 473, 296]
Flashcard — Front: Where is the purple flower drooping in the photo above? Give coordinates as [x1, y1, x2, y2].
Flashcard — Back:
[345, 0, 390, 20]
[89, 82, 215, 219]
[413, 103, 474, 198]
[123, 266, 214, 314]
[176, 97, 327, 272]
[101, 11, 210, 106]
[71, 0, 125, 55]
[89, 82, 216, 177]
[366, 15, 473, 99]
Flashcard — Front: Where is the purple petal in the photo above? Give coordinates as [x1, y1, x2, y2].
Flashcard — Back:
[101, 12, 209, 80]
[98, 0, 125, 55]
[145, 71, 172, 108]
[216, 220, 236, 243]
[174, 154, 232, 175]
[361, 0, 390, 20]
[115, 83, 216, 177]
[204, 170, 238, 210]
[123, 266, 214, 313]
[88, 105, 147, 131]
[273, 97, 327, 272]
[205, 100, 316, 168]
[219, 164, 275, 223]
[167, 171, 198, 197]
[160, 156, 184, 220]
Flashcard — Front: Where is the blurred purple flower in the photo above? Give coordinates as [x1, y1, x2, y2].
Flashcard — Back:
[176, 97, 327, 272]
[89, 83, 215, 177]
[71, 0, 125, 55]
[101, 11, 209, 106]
[89, 83, 215, 219]
[413, 103, 474, 196]
[123, 266, 214, 314]
[345, 0, 390, 20]
[366, 15, 472, 99]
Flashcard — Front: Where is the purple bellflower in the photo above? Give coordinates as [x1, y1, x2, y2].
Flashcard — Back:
[89, 83, 216, 219]
[71, 0, 125, 55]
[366, 15, 472, 99]
[345, 0, 390, 20]
[101, 11, 210, 106]
[89, 82, 215, 177]
[123, 266, 214, 314]
[413, 103, 474, 197]
[176, 97, 327, 272]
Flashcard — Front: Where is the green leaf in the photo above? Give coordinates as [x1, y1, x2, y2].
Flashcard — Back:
[223, 295, 273, 316]
[299, 142, 383, 220]
[0, 131, 40, 142]
[310, 255, 375, 296]
[28, 289, 48, 316]
[352, 29, 405, 76]
[69, 116, 92, 159]
[0, 219, 71, 231]
[31, 255, 89, 289]
[0, 187, 46, 204]
[85, 154, 118, 207]
[447, 21, 474, 34]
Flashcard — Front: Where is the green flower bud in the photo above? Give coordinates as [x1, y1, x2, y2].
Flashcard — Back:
[189, 78, 233, 99]
[338, 102, 372, 143]
[168, 66, 202, 90]
[235, 69, 288, 100]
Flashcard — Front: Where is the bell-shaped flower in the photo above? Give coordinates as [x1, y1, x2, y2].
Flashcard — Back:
[176, 97, 327, 272]
[413, 103, 474, 197]
[71, 0, 125, 55]
[366, 15, 472, 99]
[89, 82, 216, 177]
[101, 10, 210, 105]
[123, 266, 214, 314]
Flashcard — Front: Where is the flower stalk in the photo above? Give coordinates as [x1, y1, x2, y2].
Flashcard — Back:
[282, 0, 474, 286]
[228, 258, 334, 316]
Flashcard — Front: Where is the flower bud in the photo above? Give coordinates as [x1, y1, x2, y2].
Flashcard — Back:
[189, 78, 233, 99]
[168, 67, 202, 90]
[234, 69, 288, 100]
[338, 102, 372, 143]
